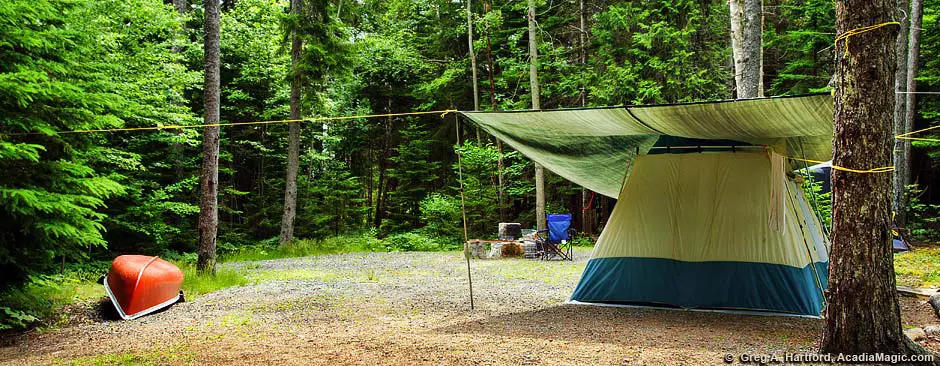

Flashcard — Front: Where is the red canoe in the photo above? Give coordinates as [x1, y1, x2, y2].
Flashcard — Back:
[103, 255, 184, 320]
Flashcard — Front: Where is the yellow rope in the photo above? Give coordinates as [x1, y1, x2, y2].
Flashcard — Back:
[785, 155, 894, 174]
[7, 109, 459, 136]
[835, 21, 900, 57]
[896, 124, 940, 138]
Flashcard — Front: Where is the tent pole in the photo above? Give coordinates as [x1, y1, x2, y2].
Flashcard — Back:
[455, 114, 474, 310]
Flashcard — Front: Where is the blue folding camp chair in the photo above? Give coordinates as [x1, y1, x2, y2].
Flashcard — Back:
[536, 214, 575, 261]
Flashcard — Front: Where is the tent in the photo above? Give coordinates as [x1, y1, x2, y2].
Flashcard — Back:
[461, 94, 833, 317]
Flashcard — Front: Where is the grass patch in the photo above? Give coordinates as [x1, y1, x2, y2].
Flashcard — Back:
[480, 247, 591, 286]
[54, 345, 195, 366]
[176, 262, 249, 299]
[0, 261, 110, 330]
[221, 234, 385, 262]
[895, 247, 940, 288]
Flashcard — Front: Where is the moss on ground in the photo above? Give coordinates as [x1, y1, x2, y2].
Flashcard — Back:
[894, 247, 940, 288]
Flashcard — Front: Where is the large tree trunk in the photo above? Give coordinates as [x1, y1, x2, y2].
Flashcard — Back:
[893, 0, 911, 225]
[279, 0, 304, 245]
[196, 0, 221, 273]
[729, 0, 763, 98]
[527, 0, 546, 231]
[900, 0, 924, 223]
[821, 0, 929, 357]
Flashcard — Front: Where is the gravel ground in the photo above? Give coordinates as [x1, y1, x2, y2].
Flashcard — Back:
[1, 250, 937, 365]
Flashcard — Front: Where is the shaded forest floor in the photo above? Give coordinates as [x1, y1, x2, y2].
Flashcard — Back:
[1, 250, 939, 365]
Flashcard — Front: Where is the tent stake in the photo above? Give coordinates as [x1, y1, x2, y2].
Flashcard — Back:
[455, 114, 474, 310]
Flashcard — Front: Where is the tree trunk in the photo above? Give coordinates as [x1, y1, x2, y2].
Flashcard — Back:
[729, 0, 763, 98]
[196, 0, 221, 273]
[579, 0, 593, 235]
[171, 0, 187, 180]
[279, 0, 304, 245]
[467, 0, 481, 143]
[821, 0, 930, 357]
[467, 0, 479, 111]
[483, 0, 505, 223]
[374, 107, 392, 228]
[893, 0, 910, 225]
[900, 0, 924, 224]
[527, 0, 546, 231]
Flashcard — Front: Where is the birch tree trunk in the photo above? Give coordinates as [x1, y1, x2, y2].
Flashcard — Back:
[900, 0, 924, 223]
[279, 0, 304, 245]
[196, 0, 221, 273]
[893, 0, 910, 225]
[730, 0, 763, 98]
[821, 0, 930, 356]
[527, 0, 546, 231]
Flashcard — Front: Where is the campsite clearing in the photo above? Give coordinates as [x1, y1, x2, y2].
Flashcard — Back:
[1, 250, 938, 365]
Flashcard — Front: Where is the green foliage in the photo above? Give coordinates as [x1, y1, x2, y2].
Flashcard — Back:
[905, 184, 940, 241]
[381, 232, 460, 252]
[0, 0, 175, 284]
[419, 193, 463, 241]
[587, 0, 731, 104]
[764, 0, 835, 94]
[296, 161, 367, 239]
[0, 261, 109, 330]
[454, 141, 531, 235]
[383, 122, 443, 233]
[911, 0, 940, 162]
[800, 177, 831, 228]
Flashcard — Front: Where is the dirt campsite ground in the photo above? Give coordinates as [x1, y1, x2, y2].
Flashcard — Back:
[2, 249, 939, 365]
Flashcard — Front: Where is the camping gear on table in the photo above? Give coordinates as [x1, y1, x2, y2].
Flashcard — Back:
[103, 255, 184, 320]
[536, 214, 575, 261]
[461, 94, 833, 317]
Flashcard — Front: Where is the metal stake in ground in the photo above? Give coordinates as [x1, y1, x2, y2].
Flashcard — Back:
[455, 114, 474, 310]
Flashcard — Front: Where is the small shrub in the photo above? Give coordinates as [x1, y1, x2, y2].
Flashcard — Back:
[383, 232, 443, 252]
[570, 235, 594, 247]
[419, 193, 462, 241]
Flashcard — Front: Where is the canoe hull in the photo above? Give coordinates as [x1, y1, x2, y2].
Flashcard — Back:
[104, 255, 184, 320]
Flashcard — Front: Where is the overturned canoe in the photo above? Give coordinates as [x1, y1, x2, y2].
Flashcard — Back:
[103, 255, 184, 320]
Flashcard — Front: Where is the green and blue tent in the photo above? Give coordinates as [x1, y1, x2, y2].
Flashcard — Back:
[460, 94, 833, 317]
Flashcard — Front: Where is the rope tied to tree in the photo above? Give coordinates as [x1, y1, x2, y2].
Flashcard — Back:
[784, 155, 895, 174]
[834, 21, 900, 57]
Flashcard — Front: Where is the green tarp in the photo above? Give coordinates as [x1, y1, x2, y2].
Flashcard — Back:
[460, 94, 834, 198]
